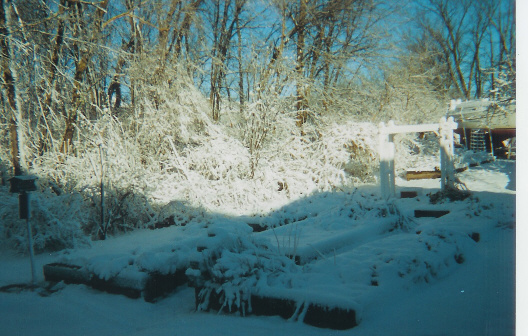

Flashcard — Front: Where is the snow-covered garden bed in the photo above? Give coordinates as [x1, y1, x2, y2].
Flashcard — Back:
[10, 160, 513, 331]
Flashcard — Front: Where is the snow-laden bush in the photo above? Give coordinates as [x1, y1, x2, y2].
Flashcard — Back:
[162, 107, 380, 214]
[28, 113, 157, 240]
[151, 132, 253, 213]
[127, 58, 214, 160]
[1, 57, 384, 250]
[258, 118, 378, 194]
[23, 61, 218, 239]
[188, 231, 300, 315]
[0, 187, 89, 254]
[147, 96, 379, 215]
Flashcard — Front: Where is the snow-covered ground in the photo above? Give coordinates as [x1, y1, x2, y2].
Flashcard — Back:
[0, 160, 517, 336]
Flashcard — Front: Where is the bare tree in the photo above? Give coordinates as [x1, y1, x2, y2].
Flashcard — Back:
[61, 0, 110, 154]
[416, 0, 515, 101]
[272, 0, 385, 126]
[483, 0, 515, 103]
[35, 0, 68, 154]
[1, 0, 22, 175]
[207, 0, 247, 121]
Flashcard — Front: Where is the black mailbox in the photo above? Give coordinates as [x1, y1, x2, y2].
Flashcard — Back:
[9, 175, 38, 193]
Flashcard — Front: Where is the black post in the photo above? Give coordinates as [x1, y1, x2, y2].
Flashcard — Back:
[99, 144, 105, 239]
[20, 191, 36, 285]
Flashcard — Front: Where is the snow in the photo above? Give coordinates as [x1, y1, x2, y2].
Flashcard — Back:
[357, 227, 515, 336]
[0, 160, 516, 335]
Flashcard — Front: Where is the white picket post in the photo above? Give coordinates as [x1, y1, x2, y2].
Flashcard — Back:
[378, 122, 390, 199]
[387, 121, 396, 197]
[439, 117, 457, 190]
[388, 141, 396, 197]
[379, 121, 397, 199]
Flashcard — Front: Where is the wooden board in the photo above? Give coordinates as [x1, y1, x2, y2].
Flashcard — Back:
[400, 191, 418, 198]
[406, 170, 441, 180]
[414, 210, 450, 218]
[43, 262, 187, 302]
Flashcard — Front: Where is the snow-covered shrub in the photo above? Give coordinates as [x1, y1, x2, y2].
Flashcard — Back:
[22, 57, 220, 240]
[147, 96, 379, 215]
[182, 133, 250, 182]
[243, 90, 287, 178]
[258, 118, 378, 196]
[0, 187, 89, 254]
[188, 231, 300, 314]
[128, 58, 212, 151]
[28, 113, 157, 240]
[321, 121, 378, 183]
[428, 187, 472, 204]
[150, 131, 253, 214]
[153, 200, 211, 229]
[2, 56, 384, 250]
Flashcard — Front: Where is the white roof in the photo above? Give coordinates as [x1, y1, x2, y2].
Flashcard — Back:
[448, 99, 515, 129]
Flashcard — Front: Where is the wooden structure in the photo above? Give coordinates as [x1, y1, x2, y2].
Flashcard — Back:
[379, 117, 458, 199]
[449, 99, 516, 158]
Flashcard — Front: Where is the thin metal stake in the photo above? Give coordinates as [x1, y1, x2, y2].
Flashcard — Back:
[99, 144, 105, 239]
[25, 192, 37, 285]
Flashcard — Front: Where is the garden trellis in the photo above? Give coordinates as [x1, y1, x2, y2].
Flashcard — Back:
[378, 117, 458, 199]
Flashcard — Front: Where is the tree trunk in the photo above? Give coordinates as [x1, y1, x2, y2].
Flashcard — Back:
[295, 0, 307, 127]
[38, 0, 68, 155]
[236, 0, 244, 114]
[210, 0, 245, 121]
[1, 0, 22, 175]
[173, 0, 203, 57]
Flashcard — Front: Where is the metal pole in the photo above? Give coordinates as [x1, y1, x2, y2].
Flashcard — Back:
[99, 144, 105, 239]
[24, 192, 37, 285]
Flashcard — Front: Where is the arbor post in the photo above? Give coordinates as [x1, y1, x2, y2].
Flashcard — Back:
[439, 116, 457, 190]
[379, 122, 395, 199]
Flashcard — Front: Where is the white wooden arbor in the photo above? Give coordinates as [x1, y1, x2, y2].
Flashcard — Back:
[378, 117, 458, 199]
